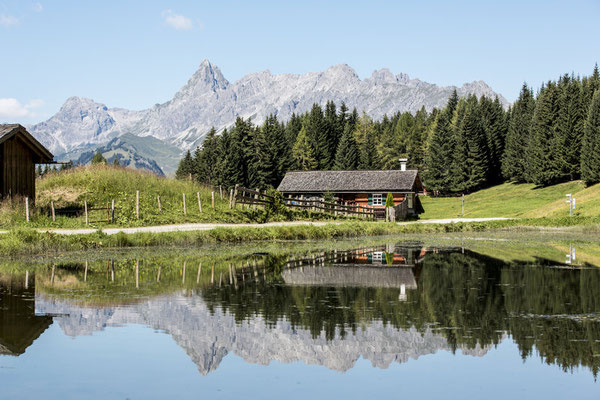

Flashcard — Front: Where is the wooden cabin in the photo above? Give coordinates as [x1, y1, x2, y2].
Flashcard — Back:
[277, 169, 425, 218]
[0, 124, 53, 204]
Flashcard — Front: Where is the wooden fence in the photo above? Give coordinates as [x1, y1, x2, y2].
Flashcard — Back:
[16, 183, 377, 224]
[234, 186, 376, 219]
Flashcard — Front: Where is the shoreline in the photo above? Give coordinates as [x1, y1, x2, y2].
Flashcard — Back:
[1, 218, 600, 257]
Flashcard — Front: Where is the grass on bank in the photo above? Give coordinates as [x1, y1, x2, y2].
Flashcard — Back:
[2, 217, 600, 257]
[420, 180, 600, 219]
[0, 165, 349, 229]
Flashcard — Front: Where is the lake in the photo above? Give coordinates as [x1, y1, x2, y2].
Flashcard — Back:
[1, 234, 599, 399]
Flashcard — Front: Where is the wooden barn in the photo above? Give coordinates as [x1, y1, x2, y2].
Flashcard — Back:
[277, 167, 425, 218]
[0, 124, 54, 203]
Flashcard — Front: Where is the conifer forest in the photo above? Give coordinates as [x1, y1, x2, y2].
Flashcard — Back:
[177, 66, 600, 194]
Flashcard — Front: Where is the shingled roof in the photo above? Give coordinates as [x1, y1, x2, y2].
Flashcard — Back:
[0, 124, 53, 162]
[277, 170, 421, 193]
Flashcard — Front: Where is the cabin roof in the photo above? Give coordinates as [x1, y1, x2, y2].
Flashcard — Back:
[277, 169, 422, 193]
[0, 124, 54, 162]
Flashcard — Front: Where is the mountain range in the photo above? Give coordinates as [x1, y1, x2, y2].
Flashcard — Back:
[36, 293, 493, 375]
[29, 60, 508, 174]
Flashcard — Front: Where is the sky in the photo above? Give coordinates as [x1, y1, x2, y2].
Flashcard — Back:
[1, 0, 599, 124]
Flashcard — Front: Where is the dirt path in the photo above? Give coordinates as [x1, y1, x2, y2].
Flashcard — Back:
[0, 221, 342, 236]
[398, 217, 512, 225]
[0, 218, 512, 236]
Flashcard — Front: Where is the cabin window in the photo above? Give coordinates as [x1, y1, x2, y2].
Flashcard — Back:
[372, 252, 384, 262]
[372, 194, 383, 206]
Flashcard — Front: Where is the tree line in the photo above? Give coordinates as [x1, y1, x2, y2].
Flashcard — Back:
[177, 65, 600, 194]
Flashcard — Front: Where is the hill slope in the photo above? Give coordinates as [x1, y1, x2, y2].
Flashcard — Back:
[420, 181, 599, 219]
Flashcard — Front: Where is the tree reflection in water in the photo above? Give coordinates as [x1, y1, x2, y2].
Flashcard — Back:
[1, 243, 600, 376]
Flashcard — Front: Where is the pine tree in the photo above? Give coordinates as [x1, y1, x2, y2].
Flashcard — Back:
[528, 82, 561, 185]
[462, 96, 489, 191]
[112, 157, 120, 166]
[502, 84, 535, 182]
[305, 103, 330, 169]
[581, 90, 600, 185]
[261, 115, 289, 187]
[194, 127, 221, 184]
[582, 64, 600, 110]
[480, 96, 507, 184]
[337, 102, 349, 140]
[406, 106, 428, 171]
[248, 126, 270, 189]
[423, 90, 458, 194]
[175, 150, 194, 179]
[324, 101, 340, 166]
[450, 98, 470, 193]
[334, 126, 359, 170]
[554, 75, 585, 180]
[292, 127, 318, 170]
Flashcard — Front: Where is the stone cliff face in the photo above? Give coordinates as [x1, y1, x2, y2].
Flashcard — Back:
[29, 60, 508, 171]
[35, 292, 496, 375]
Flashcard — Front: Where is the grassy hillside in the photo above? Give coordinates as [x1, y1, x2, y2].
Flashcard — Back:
[0, 165, 336, 228]
[420, 180, 600, 219]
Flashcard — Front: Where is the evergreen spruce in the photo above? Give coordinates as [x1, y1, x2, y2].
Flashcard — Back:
[333, 126, 360, 170]
[554, 75, 585, 180]
[581, 90, 600, 185]
[194, 128, 221, 184]
[528, 82, 561, 185]
[423, 90, 458, 194]
[449, 98, 470, 193]
[305, 104, 330, 169]
[502, 84, 535, 182]
[462, 96, 489, 191]
[324, 101, 340, 166]
[406, 106, 428, 171]
[175, 150, 193, 179]
[480, 96, 507, 184]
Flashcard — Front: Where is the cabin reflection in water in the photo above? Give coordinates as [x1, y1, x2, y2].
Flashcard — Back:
[282, 245, 426, 300]
[0, 273, 52, 356]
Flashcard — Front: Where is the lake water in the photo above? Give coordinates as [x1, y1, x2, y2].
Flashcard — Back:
[1, 235, 599, 399]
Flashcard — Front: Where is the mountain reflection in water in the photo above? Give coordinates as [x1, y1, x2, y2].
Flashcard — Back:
[1, 243, 600, 379]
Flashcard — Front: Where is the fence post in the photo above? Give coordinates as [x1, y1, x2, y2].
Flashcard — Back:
[211, 191, 215, 209]
[111, 199, 115, 223]
[136, 190, 140, 219]
[229, 189, 234, 209]
[183, 193, 187, 215]
[157, 195, 162, 213]
[51, 200, 56, 222]
[219, 185, 223, 200]
[254, 188, 259, 210]
[197, 192, 202, 213]
[233, 185, 239, 208]
[25, 197, 30, 223]
[84, 200, 88, 225]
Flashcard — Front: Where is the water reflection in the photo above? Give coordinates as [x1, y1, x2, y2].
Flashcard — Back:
[1, 242, 600, 378]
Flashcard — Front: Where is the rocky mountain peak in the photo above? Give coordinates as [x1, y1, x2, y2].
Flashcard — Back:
[30, 62, 509, 174]
[323, 64, 359, 81]
[369, 68, 397, 85]
[178, 59, 229, 96]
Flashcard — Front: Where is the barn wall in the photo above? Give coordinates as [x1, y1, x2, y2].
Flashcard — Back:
[1, 136, 36, 202]
[351, 193, 407, 208]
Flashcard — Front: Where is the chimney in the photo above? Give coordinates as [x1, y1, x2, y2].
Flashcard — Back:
[399, 158, 408, 171]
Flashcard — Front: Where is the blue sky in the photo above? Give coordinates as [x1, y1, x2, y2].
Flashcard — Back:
[1, 0, 599, 124]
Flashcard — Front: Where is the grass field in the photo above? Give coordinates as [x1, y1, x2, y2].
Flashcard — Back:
[420, 180, 600, 219]
[0, 165, 342, 228]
